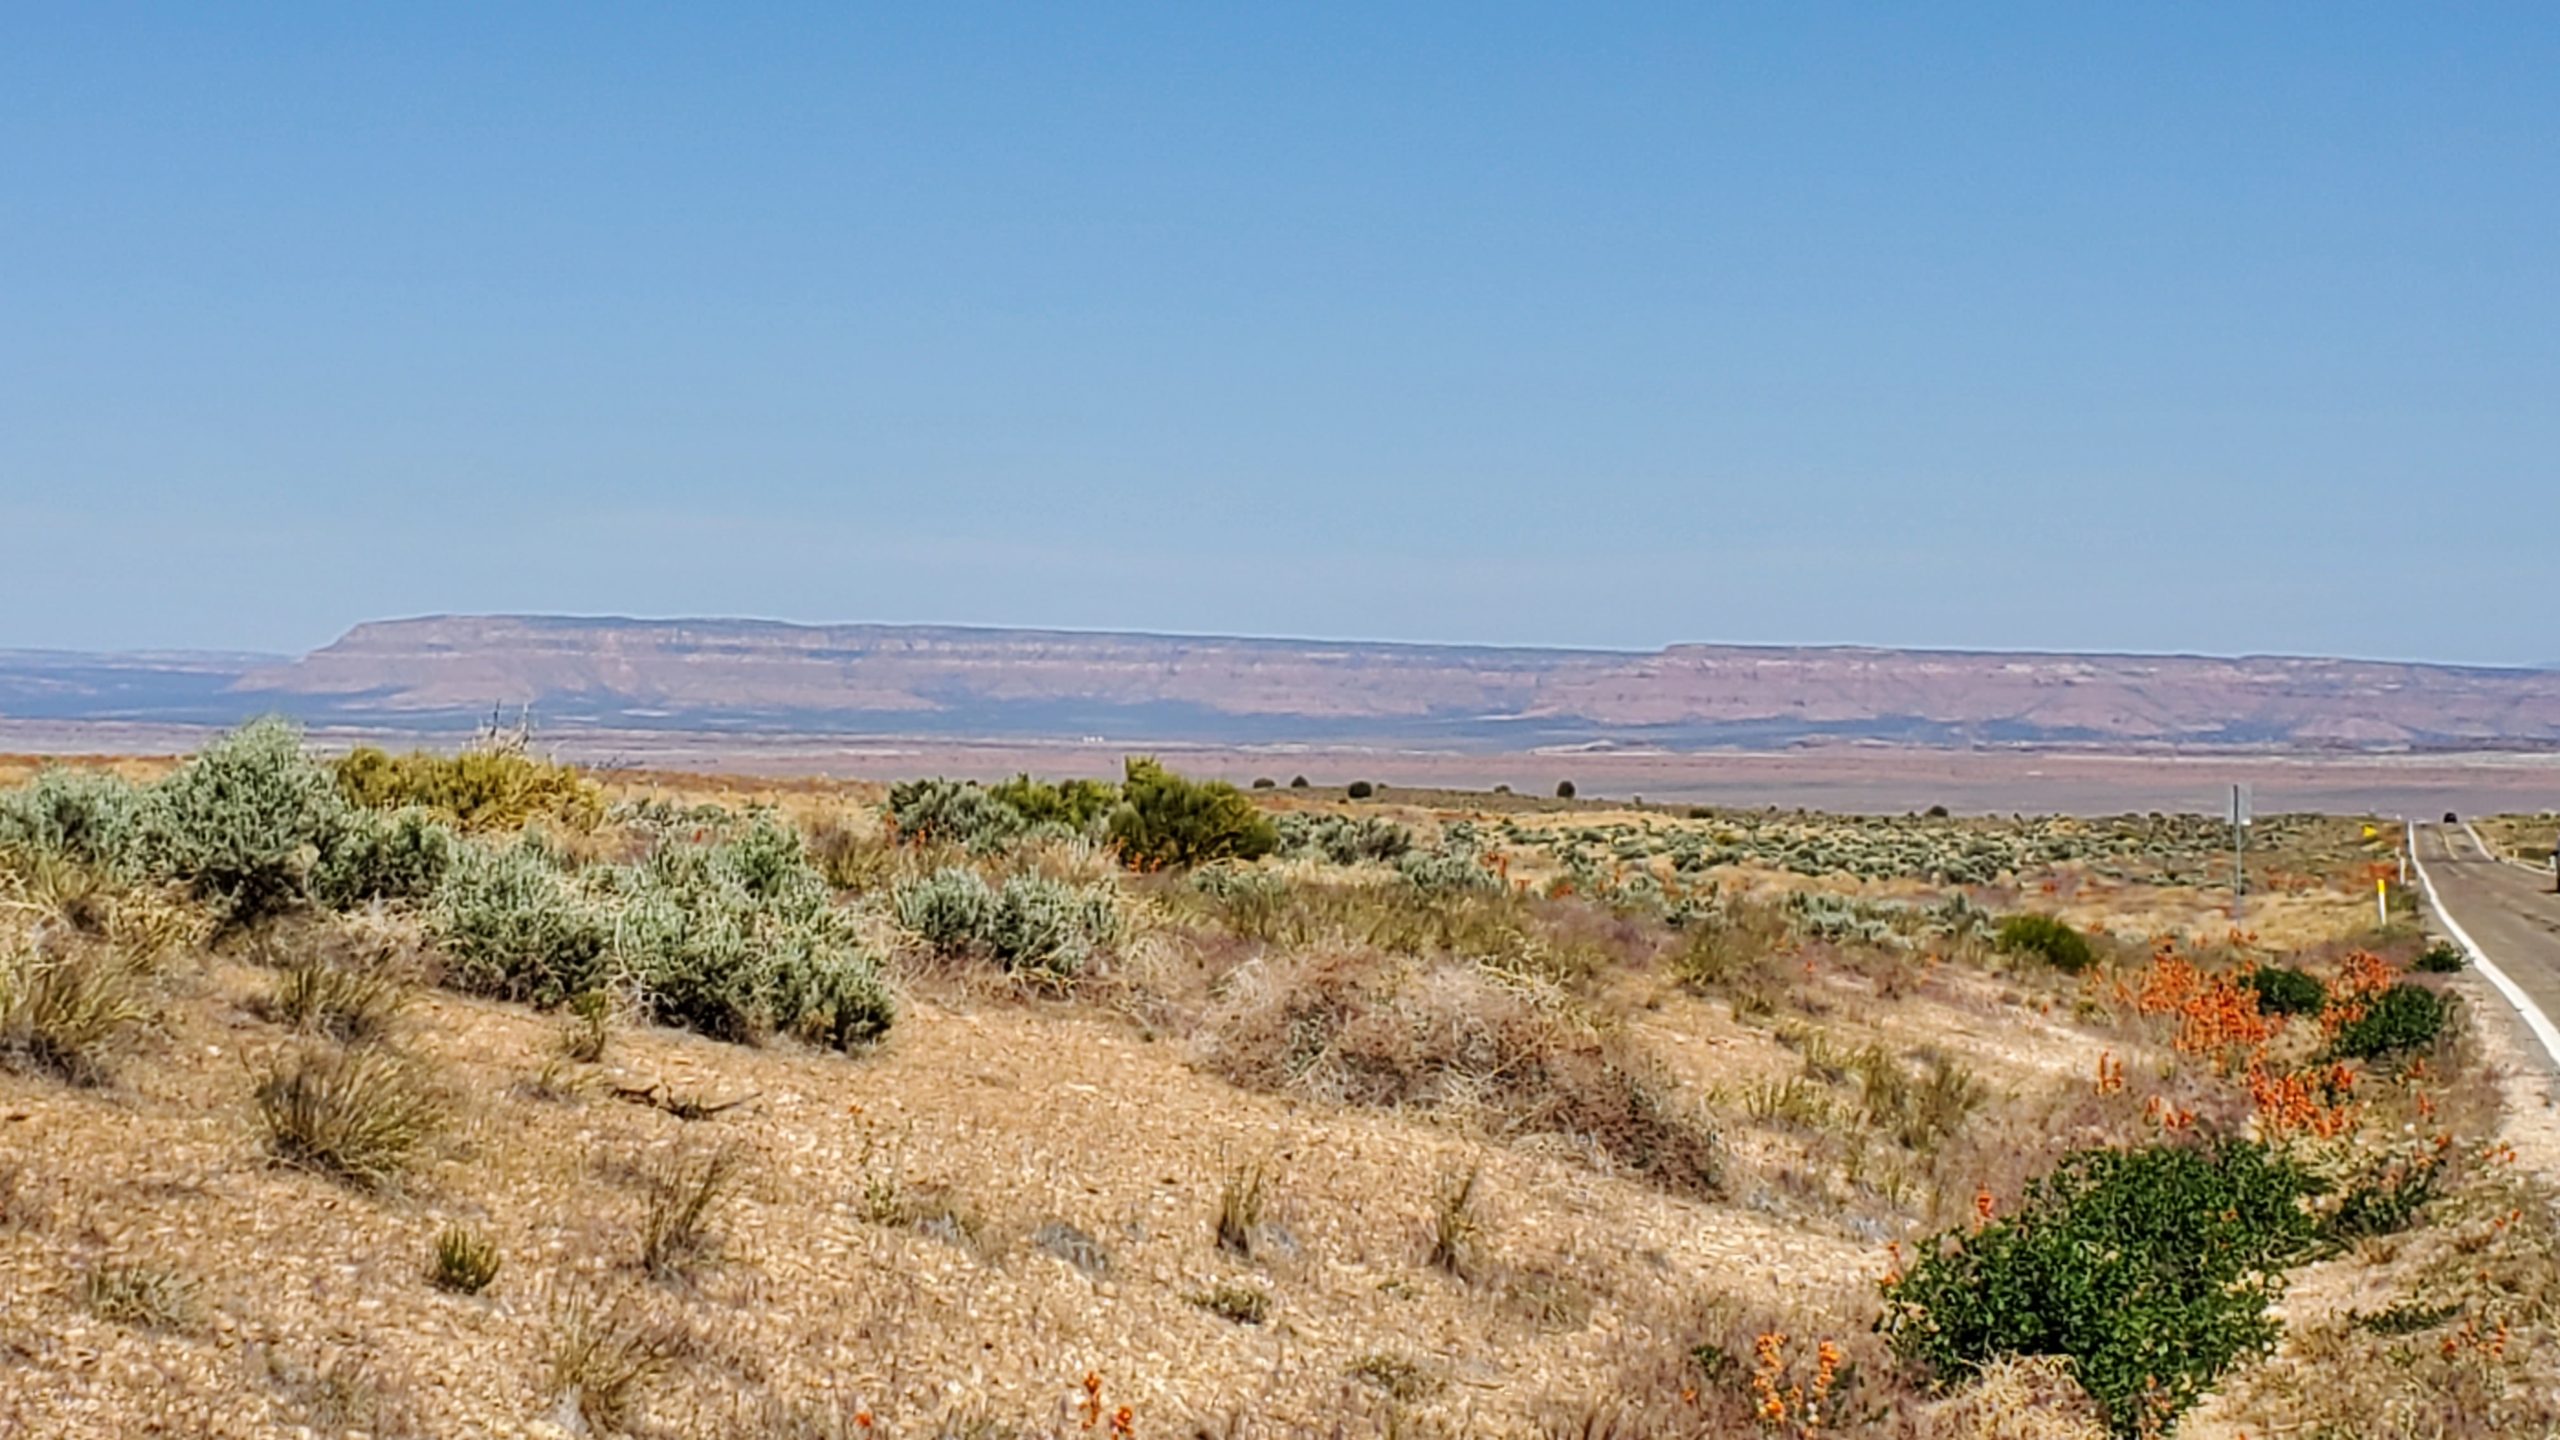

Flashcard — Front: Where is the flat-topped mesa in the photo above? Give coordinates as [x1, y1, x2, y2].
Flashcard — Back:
[207, 614, 2560, 747]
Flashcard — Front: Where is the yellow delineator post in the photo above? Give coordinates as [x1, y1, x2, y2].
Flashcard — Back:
[2378, 876, 2389, 926]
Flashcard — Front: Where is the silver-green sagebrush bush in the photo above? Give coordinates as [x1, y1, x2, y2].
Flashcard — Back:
[893, 866, 1119, 982]
[1278, 813, 1415, 865]
[0, 767, 153, 877]
[1395, 847, 1503, 896]
[430, 840, 615, 1007]
[892, 866, 995, 950]
[311, 806, 458, 909]
[610, 816, 893, 1047]
[884, 778, 1028, 852]
[431, 819, 893, 1048]
[141, 717, 352, 924]
[978, 873, 1120, 980]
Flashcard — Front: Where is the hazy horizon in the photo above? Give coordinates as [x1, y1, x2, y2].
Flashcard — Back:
[7, 608, 2557, 674]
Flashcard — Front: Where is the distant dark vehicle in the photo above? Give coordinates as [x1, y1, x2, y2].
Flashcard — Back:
[2443, 811, 2460, 824]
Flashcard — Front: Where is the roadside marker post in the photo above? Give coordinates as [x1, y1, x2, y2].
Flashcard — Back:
[2377, 876, 2388, 927]
[2230, 784, 2252, 922]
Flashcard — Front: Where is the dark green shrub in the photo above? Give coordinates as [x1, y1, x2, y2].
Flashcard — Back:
[1105, 758, 1278, 870]
[1249, 777, 1275, 789]
[335, 746, 600, 832]
[2241, 964, 2326, 1017]
[1289, 776, 1310, 789]
[1993, 913, 2095, 974]
[2326, 983, 2448, 1061]
[143, 718, 352, 925]
[987, 774, 1118, 830]
[1554, 780, 1576, 800]
[1346, 781, 1374, 799]
[2411, 940, 2466, 974]
[1880, 1139, 2320, 1435]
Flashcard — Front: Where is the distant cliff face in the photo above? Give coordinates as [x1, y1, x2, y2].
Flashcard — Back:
[207, 614, 2560, 748]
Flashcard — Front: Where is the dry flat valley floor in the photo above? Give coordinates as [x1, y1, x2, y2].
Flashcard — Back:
[1, 761, 2556, 1437]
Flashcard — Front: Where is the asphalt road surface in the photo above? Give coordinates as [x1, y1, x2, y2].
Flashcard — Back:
[2413, 823, 2560, 1074]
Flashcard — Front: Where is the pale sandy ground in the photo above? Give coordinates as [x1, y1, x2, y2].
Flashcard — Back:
[7, 718, 2560, 815]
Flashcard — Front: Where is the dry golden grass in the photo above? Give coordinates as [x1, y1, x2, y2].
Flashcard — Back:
[0, 767, 2541, 1437]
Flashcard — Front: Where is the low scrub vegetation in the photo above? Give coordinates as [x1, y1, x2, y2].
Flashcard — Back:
[0, 735, 2533, 1434]
[1993, 911, 2095, 973]
[0, 932, 156, 1084]
[636, 1144, 743, 1281]
[893, 867, 1120, 982]
[2326, 982, 2450, 1061]
[82, 1260, 199, 1331]
[434, 818, 893, 1048]
[2412, 938, 2467, 973]
[335, 744, 602, 832]
[1882, 1138, 2320, 1435]
[1104, 757, 1278, 869]
[2240, 962, 2326, 1016]
[254, 1042, 447, 1189]
[428, 1224, 501, 1295]
[1202, 945, 1722, 1197]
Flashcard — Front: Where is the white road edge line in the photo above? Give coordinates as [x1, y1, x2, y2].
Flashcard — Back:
[2457, 819, 2545, 876]
[2410, 824, 2560, 1072]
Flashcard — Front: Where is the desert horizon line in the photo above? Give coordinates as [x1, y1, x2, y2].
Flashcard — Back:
[10, 610, 2555, 677]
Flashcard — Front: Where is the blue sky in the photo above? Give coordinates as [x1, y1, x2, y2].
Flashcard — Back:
[4, 6, 2555, 663]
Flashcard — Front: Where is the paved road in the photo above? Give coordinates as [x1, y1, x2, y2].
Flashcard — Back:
[2413, 823, 2560, 1072]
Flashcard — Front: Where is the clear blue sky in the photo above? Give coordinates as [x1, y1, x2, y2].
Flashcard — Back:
[4, 6, 2555, 663]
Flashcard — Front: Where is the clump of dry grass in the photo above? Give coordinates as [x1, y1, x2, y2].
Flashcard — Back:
[262, 1347, 424, 1439]
[546, 1286, 689, 1434]
[2212, 1167, 2560, 1438]
[0, 1162, 37, 1233]
[1426, 1166, 1483, 1280]
[1348, 1351, 1436, 1401]
[558, 988, 613, 1064]
[0, 924, 159, 1086]
[83, 1259, 198, 1331]
[253, 1043, 447, 1189]
[428, 1223, 501, 1295]
[1925, 1356, 2109, 1439]
[1666, 898, 1791, 1001]
[517, 1056, 590, 1104]
[259, 957, 411, 1043]
[1191, 1282, 1271, 1325]
[1214, 1158, 1268, 1258]
[638, 1145, 743, 1281]
[806, 812, 905, 893]
[1853, 1045, 1986, 1154]
[1200, 945, 1723, 1197]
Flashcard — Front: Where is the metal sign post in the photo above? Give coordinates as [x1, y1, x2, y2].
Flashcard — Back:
[2230, 784, 2252, 922]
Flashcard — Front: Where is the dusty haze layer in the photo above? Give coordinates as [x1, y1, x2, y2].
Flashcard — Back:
[214, 615, 2560, 748]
